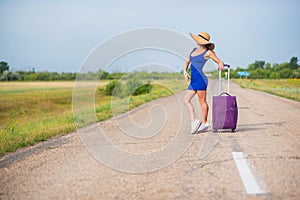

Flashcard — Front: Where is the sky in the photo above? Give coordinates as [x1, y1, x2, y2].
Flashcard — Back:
[0, 0, 299, 72]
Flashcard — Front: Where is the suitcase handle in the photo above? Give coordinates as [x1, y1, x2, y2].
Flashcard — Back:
[219, 92, 231, 96]
[219, 63, 231, 94]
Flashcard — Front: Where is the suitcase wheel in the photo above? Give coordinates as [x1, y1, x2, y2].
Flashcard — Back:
[231, 129, 235, 133]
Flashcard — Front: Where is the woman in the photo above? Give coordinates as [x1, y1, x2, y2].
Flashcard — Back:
[183, 32, 224, 134]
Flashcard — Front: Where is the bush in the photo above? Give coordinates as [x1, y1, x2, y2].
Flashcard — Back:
[124, 79, 142, 95]
[104, 79, 153, 97]
[131, 81, 153, 96]
[0, 70, 22, 81]
[104, 80, 123, 96]
[124, 79, 153, 96]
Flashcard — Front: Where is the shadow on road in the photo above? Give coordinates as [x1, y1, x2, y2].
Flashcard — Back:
[237, 122, 286, 133]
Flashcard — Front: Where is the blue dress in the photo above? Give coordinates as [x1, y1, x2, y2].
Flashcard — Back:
[187, 48, 209, 91]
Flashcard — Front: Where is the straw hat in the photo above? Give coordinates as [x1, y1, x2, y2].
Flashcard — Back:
[189, 32, 215, 50]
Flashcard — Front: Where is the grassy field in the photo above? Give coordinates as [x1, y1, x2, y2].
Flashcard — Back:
[232, 79, 300, 101]
[0, 80, 187, 155]
[3, 79, 297, 155]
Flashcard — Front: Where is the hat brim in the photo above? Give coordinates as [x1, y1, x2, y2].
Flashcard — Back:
[189, 33, 215, 50]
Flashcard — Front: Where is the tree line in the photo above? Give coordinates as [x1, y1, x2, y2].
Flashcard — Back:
[0, 62, 182, 81]
[212, 57, 299, 79]
[0, 56, 299, 81]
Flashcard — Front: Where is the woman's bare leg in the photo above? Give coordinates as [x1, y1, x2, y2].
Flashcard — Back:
[197, 90, 208, 123]
[183, 90, 197, 122]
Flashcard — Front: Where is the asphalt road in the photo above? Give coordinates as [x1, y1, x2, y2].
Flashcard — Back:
[0, 82, 299, 199]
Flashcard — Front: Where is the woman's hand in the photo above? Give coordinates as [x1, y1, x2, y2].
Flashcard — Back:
[184, 72, 190, 81]
[183, 58, 190, 81]
[218, 61, 224, 71]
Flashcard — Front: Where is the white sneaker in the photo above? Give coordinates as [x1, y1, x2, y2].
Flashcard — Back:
[191, 119, 201, 134]
[198, 122, 209, 133]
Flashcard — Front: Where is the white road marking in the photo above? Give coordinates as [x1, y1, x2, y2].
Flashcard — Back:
[232, 152, 265, 195]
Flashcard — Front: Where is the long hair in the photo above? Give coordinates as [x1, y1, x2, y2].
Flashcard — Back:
[205, 44, 214, 52]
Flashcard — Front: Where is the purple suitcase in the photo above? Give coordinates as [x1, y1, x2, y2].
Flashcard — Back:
[212, 64, 238, 132]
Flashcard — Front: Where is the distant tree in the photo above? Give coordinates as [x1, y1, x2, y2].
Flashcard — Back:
[279, 68, 293, 78]
[49, 72, 60, 80]
[24, 73, 37, 81]
[211, 57, 299, 79]
[235, 67, 247, 71]
[274, 62, 289, 71]
[0, 70, 22, 81]
[249, 68, 270, 79]
[230, 69, 238, 78]
[60, 72, 75, 80]
[269, 72, 280, 79]
[265, 63, 272, 70]
[36, 71, 49, 80]
[293, 69, 299, 78]
[0, 61, 9, 73]
[289, 57, 298, 70]
[247, 60, 265, 70]
[98, 70, 110, 80]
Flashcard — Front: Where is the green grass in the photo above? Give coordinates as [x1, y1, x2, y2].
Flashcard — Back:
[232, 79, 300, 101]
[0, 80, 187, 155]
